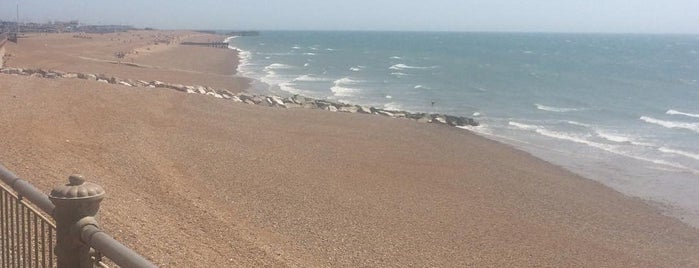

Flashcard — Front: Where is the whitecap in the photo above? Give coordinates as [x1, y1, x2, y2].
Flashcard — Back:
[535, 103, 583, 112]
[472, 112, 481, 117]
[349, 66, 364, 72]
[414, 85, 430, 90]
[303, 52, 316, 56]
[389, 64, 437, 71]
[390, 56, 402, 60]
[293, 75, 331, 82]
[385, 95, 393, 99]
[640, 116, 699, 134]
[263, 63, 294, 71]
[291, 46, 301, 50]
[391, 72, 409, 77]
[565, 121, 591, 127]
[667, 109, 699, 118]
[659, 147, 699, 161]
[383, 102, 403, 111]
[595, 130, 632, 143]
[331, 77, 362, 97]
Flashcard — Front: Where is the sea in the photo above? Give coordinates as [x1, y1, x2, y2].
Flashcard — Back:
[227, 31, 699, 227]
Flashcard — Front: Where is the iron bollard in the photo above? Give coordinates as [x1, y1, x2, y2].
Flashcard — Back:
[50, 174, 105, 268]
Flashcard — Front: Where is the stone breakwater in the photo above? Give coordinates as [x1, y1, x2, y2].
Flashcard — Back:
[0, 67, 478, 127]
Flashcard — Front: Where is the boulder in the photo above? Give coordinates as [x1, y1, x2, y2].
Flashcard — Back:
[326, 105, 338, 112]
[196, 86, 207, 94]
[118, 81, 133, 87]
[231, 96, 243, 102]
[432, 115, 447, 124]
[44, 73, 58, 79]
[292, 95, 306, 104]
[358, 106, 373, 114]
[153, 80, 167, 88]
[338, 106, 358, 113]
[86, 74, 98, 80]
[97, 79, 109, 84]
[137, 80, 150, 87]
[62, 73, 79, 79]
[377, 110, 394, 117]
[270, 96, 285, 106]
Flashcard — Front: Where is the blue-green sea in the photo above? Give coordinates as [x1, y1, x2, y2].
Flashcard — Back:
[228, 31, 699, 226]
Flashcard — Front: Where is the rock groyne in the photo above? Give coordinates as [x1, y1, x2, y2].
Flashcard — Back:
[0, 67, 478, 127]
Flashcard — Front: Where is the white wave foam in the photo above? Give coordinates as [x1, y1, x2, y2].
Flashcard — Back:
[334, 77, 363, 85]
[414, 85, 430, 90]
[349, 66, 365, 72]
[278, 82, 302, 94]
[472, 112, 481, 117]
[304, 63, 310, 67]
[667, 109, 699, 118]
[291, 46, 301, 50]
[660, 147, 699, 161]
[535, 104, 583, 112]
[263, 63, 294, 71]
[595, 130, 632, 143]
[331, 77, 362, 97]
[391, 72, 410, 77]
[385, 95, 393, 99]
[383, 102, 403, 111]
[303, 52, 316, 56]
[389, 64, 437, 71]
[330, 86, 360, 97]
[390, 56, 402, 60]
[293, 75, 331, 82]
[510, 121, 696, 173]
[640, 116, 699, 134]
[565, 121, 590, 127]
[508, 121, 539, 131]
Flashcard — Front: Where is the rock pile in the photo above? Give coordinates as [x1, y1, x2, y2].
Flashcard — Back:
[0, 67, 479, 127]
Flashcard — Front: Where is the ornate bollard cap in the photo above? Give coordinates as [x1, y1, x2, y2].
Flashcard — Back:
[49, 174, 105, 201]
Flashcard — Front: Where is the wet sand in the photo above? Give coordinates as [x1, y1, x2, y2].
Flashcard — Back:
[0, 32, 698, 267]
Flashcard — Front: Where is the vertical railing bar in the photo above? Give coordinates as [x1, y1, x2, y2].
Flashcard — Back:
[20, 200, 26, 267]
[20, 200, 24, 267]
[41, 220, 46, 268]
[23, 205, 30, 268]
[49, 227, 54, 268]
[1, 190, 5, 268]
[10, 195, 15, 267]
[34, 213, 39, 268]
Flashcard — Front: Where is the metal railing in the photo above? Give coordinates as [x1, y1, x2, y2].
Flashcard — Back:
[0, 163, 157, 268]
[0, 182, 55, 267]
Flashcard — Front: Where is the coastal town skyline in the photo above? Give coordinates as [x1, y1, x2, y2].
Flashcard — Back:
[1, 0, 698, 34]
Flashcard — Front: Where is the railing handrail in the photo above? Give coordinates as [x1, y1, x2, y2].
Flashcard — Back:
[82, 224, 158, 268]
[0, 163, 55, 214]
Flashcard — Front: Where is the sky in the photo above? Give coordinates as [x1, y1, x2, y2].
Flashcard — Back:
[1, 0, 698, 34]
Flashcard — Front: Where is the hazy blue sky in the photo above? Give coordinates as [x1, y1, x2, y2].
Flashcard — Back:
[1, 0, 698, 33]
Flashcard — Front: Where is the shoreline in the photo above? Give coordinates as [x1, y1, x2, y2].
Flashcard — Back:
[1, 31, 698, 266]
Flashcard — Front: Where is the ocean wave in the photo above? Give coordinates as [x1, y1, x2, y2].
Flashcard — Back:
[263, 63, 294, 71]
[278, 82, 302, 95]
[389, 64, 437, 71]
[414, 85, 430, 90]
[291, 46, 301, 50]
[565, 120, 591, 127]
[390, 56, 402, 60]
[330, 86, 360, 97]
[331, 77, 362, 97]
[349, 66, 365, 72]
[293, 75, 331, 82]
[383, 102, 403, 111]
[303, 52, 316, 56]
[333, 77, 363, 85]
[385, 95, 393, 99]
[659, 147, 699, 161]
[391, 72, 410, 77]
[535, 104, 583, 112]
[510, 121, 696, 173]
[667, 109, 699, 119]
[640, 116, 699, 134]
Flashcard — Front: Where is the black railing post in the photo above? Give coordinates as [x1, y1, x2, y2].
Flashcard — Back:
[50, 174, 105, 268]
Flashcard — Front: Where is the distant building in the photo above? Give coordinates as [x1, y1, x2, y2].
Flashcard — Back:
[0, 32, 7, 68]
